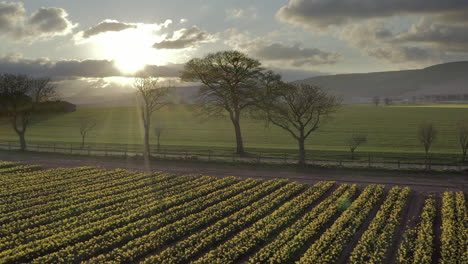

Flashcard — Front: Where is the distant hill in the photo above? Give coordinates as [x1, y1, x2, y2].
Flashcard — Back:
[297, 61, 468, 103]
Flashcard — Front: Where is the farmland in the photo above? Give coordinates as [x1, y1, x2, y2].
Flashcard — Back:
[1, 104, 468, 164]
[1, 161, 466, 264]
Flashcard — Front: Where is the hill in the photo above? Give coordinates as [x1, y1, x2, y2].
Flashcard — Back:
[297, 61, 468, 103]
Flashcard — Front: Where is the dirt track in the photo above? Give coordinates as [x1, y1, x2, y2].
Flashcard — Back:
[2, 150, 467, 193]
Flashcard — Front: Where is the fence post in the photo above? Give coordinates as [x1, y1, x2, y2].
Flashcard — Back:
[258, 152, 262, 163]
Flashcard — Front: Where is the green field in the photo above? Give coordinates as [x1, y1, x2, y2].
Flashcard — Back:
[1, 104, 467, 163]
[0, 162, 466, 263]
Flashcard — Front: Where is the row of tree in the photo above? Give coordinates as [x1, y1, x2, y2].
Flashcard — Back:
[135, 51, 340, 166]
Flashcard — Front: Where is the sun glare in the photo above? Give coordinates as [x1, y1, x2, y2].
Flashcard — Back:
[84, 24, 174, 74]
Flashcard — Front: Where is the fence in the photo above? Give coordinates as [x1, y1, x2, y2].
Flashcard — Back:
[0, 141, 467, 171]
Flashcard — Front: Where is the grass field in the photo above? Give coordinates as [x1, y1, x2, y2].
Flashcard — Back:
[0, 161, 466, 264]
[0, 104, 467, 163]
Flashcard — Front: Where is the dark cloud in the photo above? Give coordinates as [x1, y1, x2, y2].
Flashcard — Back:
[226, 29, 341, 66]
[152, 26, 215, 49]
[340, 22, 440, 65]
[399, 17, 468, 52]
[366, 46, 435, 64]
[250, 42, 341, 66]
[277, 0, 468, 30]
[0, 1, 24, 32]
[0, 2, 75, 41]
[0, 55, 182, 78]
[81, 20, 136, 38]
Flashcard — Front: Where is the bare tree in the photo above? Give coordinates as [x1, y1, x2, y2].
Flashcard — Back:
[181, 50, 265, 155]
[457, 120, 468, 162]
[384, 97, 392, 106]
[347, 134, 367, 160]
[418, 122, 438, 166]
[79, 116, 97, 149]
[372, 96, 380, 107]
[134, 76, 171, 164]
[154, 123, 165, 153]
[256, 82, 341, 165]
[0, 74, 58, 151]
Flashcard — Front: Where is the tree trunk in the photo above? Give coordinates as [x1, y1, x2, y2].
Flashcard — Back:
[157, 136, 161, 153]
[298, 137, 306, 166]
[351, 149, 355, 160]
[18, 131, 26, 151]
[231, 114, 245, 155]
[81, 135, 85, 149]
[143, 123, 150, 160]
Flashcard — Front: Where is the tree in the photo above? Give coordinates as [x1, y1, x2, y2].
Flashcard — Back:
[372, 96, 380, 106]
[418, 122, 438, 166]
[257, 82, 341, 165]
[384, 97, 392, 106]
[154, 123, 165, 153]
[347, 134, 367, 160]
[457, 120, 468, 162]
[181, 50, 265, 155]
[0, 74, 57, 151]
[134, 76, 171, 164]
[79, 116, 97, 149]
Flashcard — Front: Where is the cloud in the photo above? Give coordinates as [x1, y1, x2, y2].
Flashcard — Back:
[398, 17, 468, 52]
[340, 22, 439, 65]
[365, 46, 435, 64]
[276, 0, 468, 30]
[0, 1, 25, 32]
[75, 19, 172, 42]
[81, 19, 136, 38]
[226, 29, 341, 66]
[0, 54, 182, 78]
[250, 42, 341, 66]
[226, 7, 257, 20]
[152, 26, 216, 49]
[0, 2, 75, 41]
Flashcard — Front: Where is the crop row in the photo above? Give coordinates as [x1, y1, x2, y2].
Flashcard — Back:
[84, 180, 298, 263]
[297, 184, 385, 264]
[146, 181, 335, 264]
[0, 176, 240, 263]
[440, 191, 467, 264]
[30, 178, 261, 264]
[398, 196, 436, 264]
[0, 174, 214, 251]
[251, 184, 359, 264]
[349, 186, 411, 263]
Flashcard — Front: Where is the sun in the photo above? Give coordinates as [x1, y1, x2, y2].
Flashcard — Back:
[87, 25, 172, 74]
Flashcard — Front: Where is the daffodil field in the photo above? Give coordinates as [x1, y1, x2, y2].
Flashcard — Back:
[0, 161, 466, 264]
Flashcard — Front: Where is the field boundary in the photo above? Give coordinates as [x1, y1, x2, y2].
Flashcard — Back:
[1, 141, 467, 172]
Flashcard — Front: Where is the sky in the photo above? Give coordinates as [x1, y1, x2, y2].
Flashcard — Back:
[1, 0, 468, 98]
